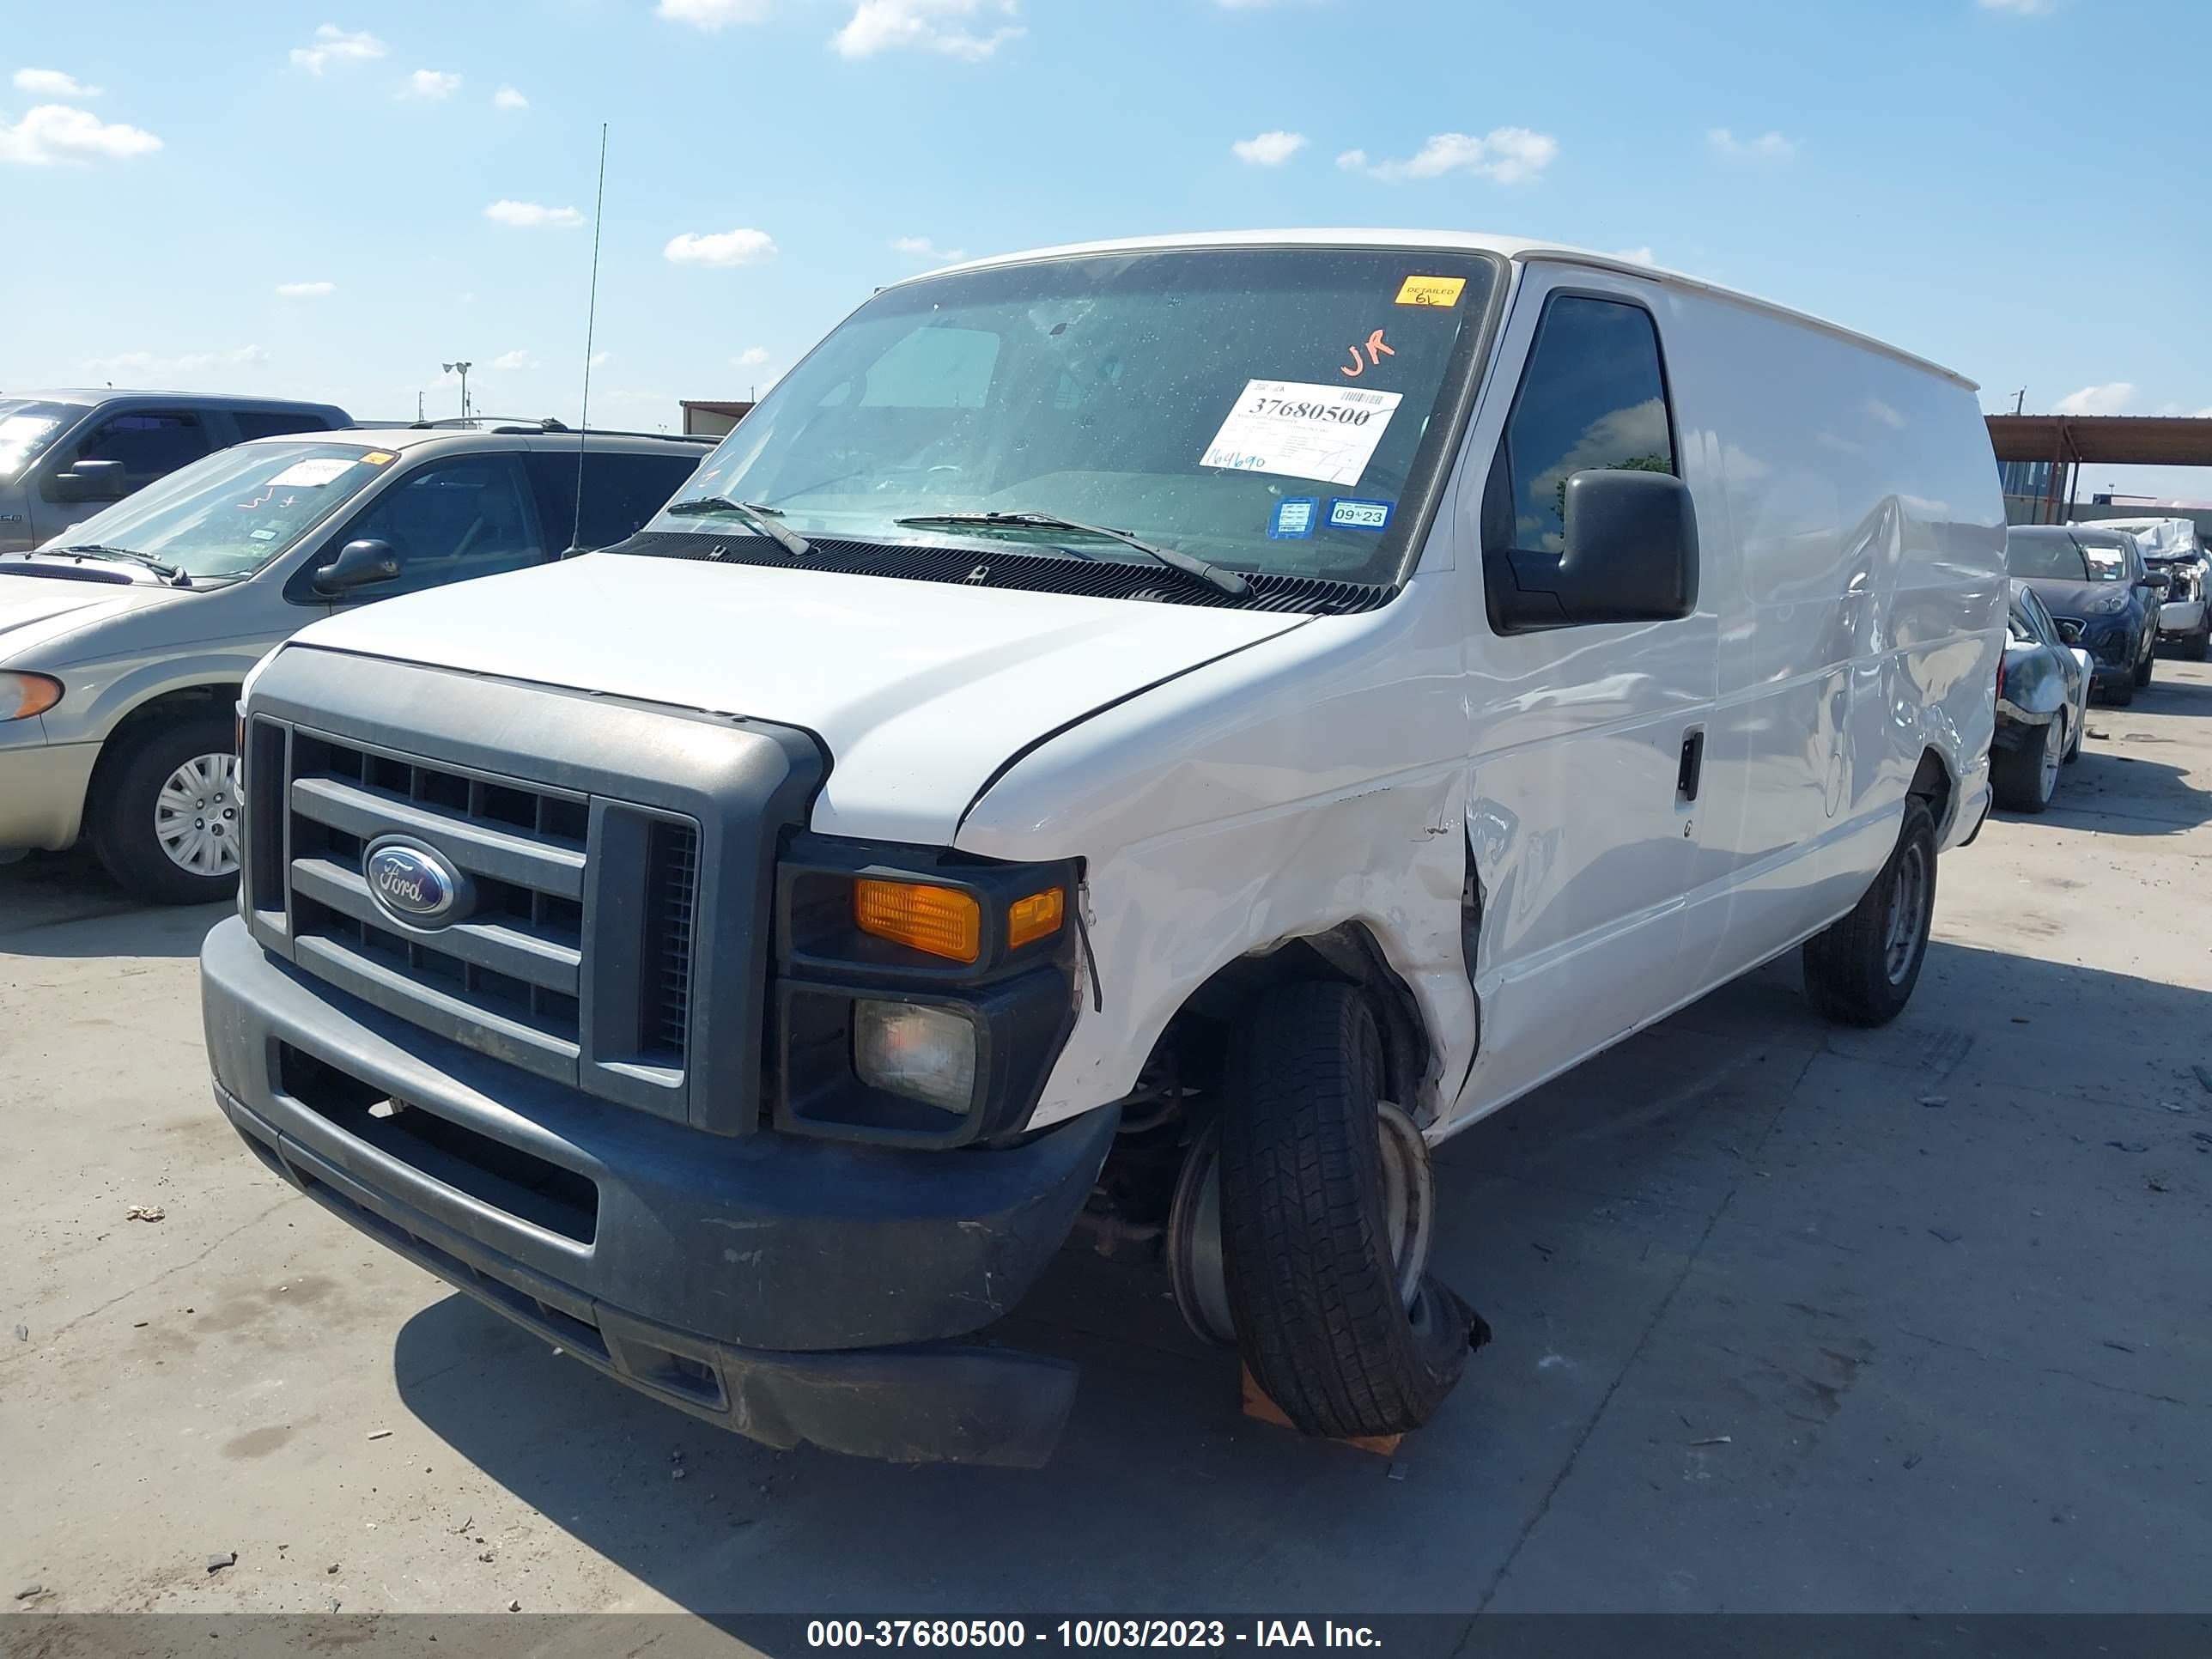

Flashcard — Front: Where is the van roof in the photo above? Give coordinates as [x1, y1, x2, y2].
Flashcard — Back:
[903, 230, 1979, 393]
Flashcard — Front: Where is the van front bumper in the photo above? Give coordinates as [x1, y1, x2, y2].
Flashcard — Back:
[200, 915, 1116, 1466]
[0, 726, 95, 852]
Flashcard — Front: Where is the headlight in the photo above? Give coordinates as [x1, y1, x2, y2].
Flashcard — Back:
[1, 672, 64, 721]
[853, 1000, 978, 1114]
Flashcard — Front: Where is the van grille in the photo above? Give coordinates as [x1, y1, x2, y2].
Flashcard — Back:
[641, 819, 699, 1061]
[248, 721, 701, 1109]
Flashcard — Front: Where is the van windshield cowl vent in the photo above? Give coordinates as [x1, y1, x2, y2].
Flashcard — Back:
[599, 531, 1393, 616]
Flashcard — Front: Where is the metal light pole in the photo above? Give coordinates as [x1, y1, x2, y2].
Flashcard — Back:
[442, 361, 473, 421]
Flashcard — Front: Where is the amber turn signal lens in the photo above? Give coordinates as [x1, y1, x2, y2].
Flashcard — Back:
[854, 878, 981, 963]
[1006, 887, 1065, 950]
[1, 672, 64, 722]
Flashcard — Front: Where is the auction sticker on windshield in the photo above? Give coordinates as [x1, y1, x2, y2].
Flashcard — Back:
[267, 457, 361, 489]
[1200, 380, 1401, 488]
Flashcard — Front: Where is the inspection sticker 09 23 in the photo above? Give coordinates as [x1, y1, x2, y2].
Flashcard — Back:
[1328, 497, 1393, 532]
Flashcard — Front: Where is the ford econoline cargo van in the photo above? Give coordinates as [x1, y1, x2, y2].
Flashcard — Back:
[200, 232, 2006, 1466]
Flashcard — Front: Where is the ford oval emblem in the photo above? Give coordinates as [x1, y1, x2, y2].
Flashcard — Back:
[363, 837, 473, 929]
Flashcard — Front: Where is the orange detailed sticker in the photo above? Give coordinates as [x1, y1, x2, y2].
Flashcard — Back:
[1340, 328, 1395, 379]
[1395, 275, 1467, 307]
[362, 451, 396, 465]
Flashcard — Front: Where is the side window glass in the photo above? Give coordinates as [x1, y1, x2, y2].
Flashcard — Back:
[1489, 296, 1674, 556]
[328, 455, 546, 599]
[526, 452, 702, 552]
[75, 410, 213, 486]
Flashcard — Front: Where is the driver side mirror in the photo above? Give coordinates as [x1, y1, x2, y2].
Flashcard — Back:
[50, 459, 128, 504]
[2141, 569, 2172, 597]
[314, 538, 400, 594]
[1491, 469, 1699, 630]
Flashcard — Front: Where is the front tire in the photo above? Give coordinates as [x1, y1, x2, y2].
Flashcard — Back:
[1217, 981, 1475, 1440]
[88, 710, 242, 906]
[1802, 796, 1936, 1028]
[2135, 630, 2155, 688]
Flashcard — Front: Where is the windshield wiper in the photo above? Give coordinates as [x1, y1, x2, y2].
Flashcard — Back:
[58, 544, 191, 586]
[893, 512, 1249, 598]
[663, 496, 811, 556]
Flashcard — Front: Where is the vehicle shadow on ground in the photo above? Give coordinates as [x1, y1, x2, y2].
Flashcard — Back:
[0, 849, 228, 958]
[391, 938, 2212, 1616]
[2040, 744, 2212, 835]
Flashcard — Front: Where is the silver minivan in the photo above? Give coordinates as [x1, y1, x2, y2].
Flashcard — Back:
[1, 422, 706, 901]
[0, 390, 352, 554]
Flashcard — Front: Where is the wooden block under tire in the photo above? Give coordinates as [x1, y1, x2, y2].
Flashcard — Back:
[1240, 1364, 1403, 1456]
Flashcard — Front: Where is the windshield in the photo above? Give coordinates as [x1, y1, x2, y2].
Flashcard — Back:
[640, 246, 1501, 589]
[2008, 532, 2126, 584]
[0, 398, 87, 480]
[34, 440, 394, 580]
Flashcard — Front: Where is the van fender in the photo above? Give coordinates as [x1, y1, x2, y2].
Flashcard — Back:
[1014, 765, 1480, 1134]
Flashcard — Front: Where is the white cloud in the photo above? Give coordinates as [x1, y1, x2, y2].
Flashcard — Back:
[492, 349, 541, 372]
[590, 350, 611, 368]
[289, 25, 386, 75]
[404, 69, 462, 100]
[656, 0, 773, 28]
[83, 344, 267, 379]
[1338, 128, 1557, 185]
[493, 84, 528, 110]
[484, 199, 583, 228]
[2054, 383, 2134, 416]
[665, 227, 778, 266]
[13, 69, 101, 98]
[733, 346, 773, 368]
[274, 280, 336, 297]
[1978, 0, 2056, 14]
[1707, 127, 1797, 164]
[890, 234, 969, 263]
[832, 0, 1023, 61]
[1231, 130, 1307, 167]
[0, 105, 162, 166]
[1611, 246, 1656, 266]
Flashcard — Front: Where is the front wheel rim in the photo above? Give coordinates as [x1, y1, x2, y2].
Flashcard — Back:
[1881, 841, 1929, 985]
[154, 752, 241, 878]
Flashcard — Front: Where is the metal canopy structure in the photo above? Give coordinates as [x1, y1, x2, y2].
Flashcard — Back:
[1987, 415, 2212, 522]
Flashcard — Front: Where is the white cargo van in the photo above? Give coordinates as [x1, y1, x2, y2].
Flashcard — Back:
[200, 232, 2005, 1466]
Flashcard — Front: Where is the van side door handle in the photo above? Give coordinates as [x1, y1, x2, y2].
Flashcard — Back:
[1676, 728, 1705, 803]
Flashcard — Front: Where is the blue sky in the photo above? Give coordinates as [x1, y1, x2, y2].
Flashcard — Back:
[7, 0, 2209, 498]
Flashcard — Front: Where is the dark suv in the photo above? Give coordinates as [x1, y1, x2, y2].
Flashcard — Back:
[2004, 524, 2166, 706]
[0, 390, 352, 554]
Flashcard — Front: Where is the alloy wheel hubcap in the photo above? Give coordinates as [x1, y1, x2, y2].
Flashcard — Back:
[155, 752, 241, 878]
[1168, 1100, 1434, 1346]
[1881, 842, 1928, 985]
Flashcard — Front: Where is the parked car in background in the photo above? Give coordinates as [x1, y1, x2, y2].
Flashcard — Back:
[0, 421, 706, 902]
[0, 391, 352, 554]
[2006, 524, 2163, 704]
[2074, 516, 2209, 660]
[1993, 580, 2089, 813]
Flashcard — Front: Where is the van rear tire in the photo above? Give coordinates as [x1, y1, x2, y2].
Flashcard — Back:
[1802, 797, 1936, 1029]
[1216, 980, 1474, 1440]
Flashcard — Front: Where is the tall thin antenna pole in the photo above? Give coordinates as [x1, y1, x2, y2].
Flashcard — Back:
[569, 123, 609, 556]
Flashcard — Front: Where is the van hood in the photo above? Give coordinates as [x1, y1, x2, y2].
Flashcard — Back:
[0, 562, 191, 663]
[277, 551, 1313, 844]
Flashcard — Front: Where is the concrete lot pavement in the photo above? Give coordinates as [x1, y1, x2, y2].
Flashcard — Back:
[3, 664, 2209, 1620]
